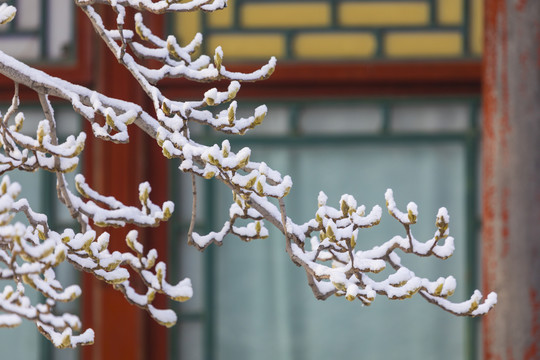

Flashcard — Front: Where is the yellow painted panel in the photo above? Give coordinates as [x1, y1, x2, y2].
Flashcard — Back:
[437, 0, 463, 25]
[295, 33, 376, 59]
[208, 34, 285, 59]
[175, 12, 201, 46]
[471, 0, 483, 55]
[207, 0, 234, 28]
[241, 3, 330, 28]
[339, 2, 429, 26]
[386, 32, 462, 58]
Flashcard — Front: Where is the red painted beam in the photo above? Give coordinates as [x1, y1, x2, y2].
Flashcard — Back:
[160, 61, 481, 100]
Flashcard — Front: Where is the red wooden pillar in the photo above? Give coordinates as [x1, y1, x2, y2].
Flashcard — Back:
[481, 0, 540, 359]
[81, 6, 169, 360]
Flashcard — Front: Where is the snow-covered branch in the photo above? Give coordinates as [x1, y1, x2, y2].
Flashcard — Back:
[0, 0, 496, 349]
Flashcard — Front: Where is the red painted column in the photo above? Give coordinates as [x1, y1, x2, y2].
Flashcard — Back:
[81, 6, 169, 360]
[481, 0, 540, 359]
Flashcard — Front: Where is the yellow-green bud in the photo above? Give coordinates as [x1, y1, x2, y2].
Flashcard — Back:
[75, 182, 88, 198]
[256, 180, 264, 194]
[469, 300, 478, 312]
[55, 249, 66, 264]
[163, 206, 172, 220]
[237, 154, 250, 169]
[37, 124, 45, 145]
[22, 274, 35, 287]
[162, 101, 171, 116]
[282, 186, 291, 197]
[166, 38, 180, 59]
[255, 221, 261, 234]
[172, 295, 190, 302]
[105, 260, 121, 271]
[147, 289, 156, 303]
[228, 106, 235, 125]
[253, 113, 265, 127]
[145, 255, 156, 269]
[82, 235, 95, 251]
[162, 147, 172, 159]
[105, 113, 116, 129]
[14, 114, 23, 132]
[227, 87, 239, 101]
[245, 176, 257, 189]
[214, 51, 222, 70]
[139, 189, 149, 204]
[341, 201, 349, 216]
[74, 142, 85, 156]
[326, 225, 334, 237]
[0, 8, 15, 25]
[207, 154, 219, 166]
[59, 333, 72, 349]
[408, 210, 417, 224]
[4, 288, 13, 300]
[135, 22, 148, 41]
[332, 282, 346, 291]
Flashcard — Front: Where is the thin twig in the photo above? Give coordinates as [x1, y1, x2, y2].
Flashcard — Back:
[187, 173, 197, 245]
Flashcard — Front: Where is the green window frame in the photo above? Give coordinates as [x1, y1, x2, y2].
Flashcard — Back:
[0, 0, 76, 62]
[169, 96, 481, 360]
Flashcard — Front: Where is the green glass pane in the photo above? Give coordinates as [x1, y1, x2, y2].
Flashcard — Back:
[213, 142, 467, 360]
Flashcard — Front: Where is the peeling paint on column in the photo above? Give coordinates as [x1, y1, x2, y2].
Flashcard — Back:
[482, 0, 540, 358]
[524, 289, 540, 360]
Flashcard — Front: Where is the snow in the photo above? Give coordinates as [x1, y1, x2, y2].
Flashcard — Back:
[191, 221, 231, 248]
[318, 191, 328, 207]
[123, 282, 149, 306]
[161, 278, 193, 301]
[0, 314, 21, 327]
[38, 323, 94, 348]
[385, 188, 415, 224]
[126, 230, 143, 254]
[0, 0, 498, 349]
[0, 4, 16, 25]
[148, 305, 176, 327]
[437, 207, 450, 223]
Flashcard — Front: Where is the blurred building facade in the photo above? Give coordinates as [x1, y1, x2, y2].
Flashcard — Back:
[0, 1, 494, 360]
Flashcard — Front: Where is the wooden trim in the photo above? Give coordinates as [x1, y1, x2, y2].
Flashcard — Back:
[0, 6, 93, 95]
[161, 60, 482, 99]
